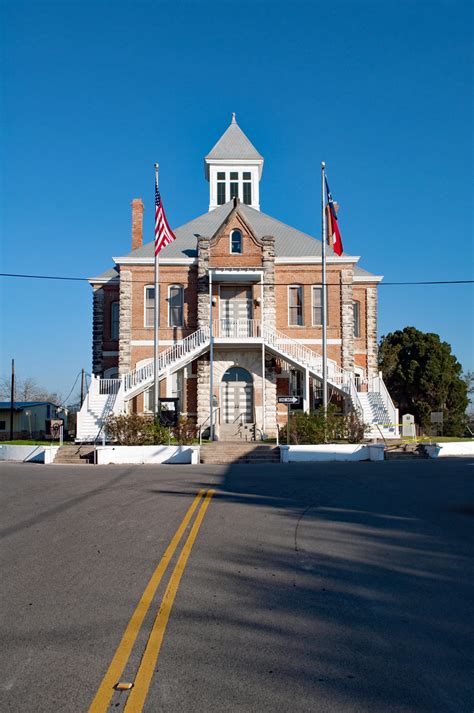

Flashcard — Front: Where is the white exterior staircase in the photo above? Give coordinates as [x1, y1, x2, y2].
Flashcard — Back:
[76, 320, 399, 441]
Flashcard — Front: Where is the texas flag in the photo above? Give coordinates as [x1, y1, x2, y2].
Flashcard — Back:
[325, 177, 343, 256]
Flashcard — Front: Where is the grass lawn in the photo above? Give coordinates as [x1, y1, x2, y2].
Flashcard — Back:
[0, 440, 63, 446]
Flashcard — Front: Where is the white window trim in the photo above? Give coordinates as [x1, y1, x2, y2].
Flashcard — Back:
[229, 229, 243, 255]
[168, 284, 184, 327]
[144, 284, 158, 328]
[288, 284, 304, 327]
[311, 284, 328, 327]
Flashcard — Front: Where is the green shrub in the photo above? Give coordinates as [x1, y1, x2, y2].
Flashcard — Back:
[105, 413, 168, 445]
[173, 415, 197, 445]
[281, 407, 366, 444]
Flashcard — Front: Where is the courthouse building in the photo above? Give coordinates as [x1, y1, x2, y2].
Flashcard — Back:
[78, 116, 397, 441]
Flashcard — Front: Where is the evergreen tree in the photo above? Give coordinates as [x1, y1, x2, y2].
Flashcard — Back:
[379, 327, 468, 436]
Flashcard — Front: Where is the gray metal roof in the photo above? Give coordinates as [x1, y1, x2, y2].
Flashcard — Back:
[90, 266, 119, 283]
[90, 200, 378, 281]
[205, 116, 263, 161]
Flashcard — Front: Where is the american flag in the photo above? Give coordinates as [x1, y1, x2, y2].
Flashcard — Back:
[155, 175, 176, 256]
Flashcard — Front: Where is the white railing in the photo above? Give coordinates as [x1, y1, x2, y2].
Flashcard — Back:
[99, 379, 121, 395]
[123, 325, 210, 395]
[213, 319, 261, 339]
[370, 371, 399, 431]
[347, 374, 364, 420]
[262, 324, 351, 389]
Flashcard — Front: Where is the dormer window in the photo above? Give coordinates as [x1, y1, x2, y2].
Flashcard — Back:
[217, 172, 226, 205]
[231, 229, 242, 254]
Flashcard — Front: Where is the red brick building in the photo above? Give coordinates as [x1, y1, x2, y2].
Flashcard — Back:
[78, 116, 398, 440]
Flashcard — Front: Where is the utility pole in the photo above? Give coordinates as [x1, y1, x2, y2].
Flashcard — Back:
[80, 368, 85, 407]
[9, 359, 15, 441]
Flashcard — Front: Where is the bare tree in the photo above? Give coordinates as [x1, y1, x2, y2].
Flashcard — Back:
[0, 376, 62, 405]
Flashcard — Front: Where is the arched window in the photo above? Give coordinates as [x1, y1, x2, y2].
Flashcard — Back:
[168, 285, 184, 327]
[230, 229, 242, 254]
[222, 366, 252, 382]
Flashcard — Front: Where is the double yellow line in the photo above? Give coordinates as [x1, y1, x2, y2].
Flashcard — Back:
[88, 488, 215, 713]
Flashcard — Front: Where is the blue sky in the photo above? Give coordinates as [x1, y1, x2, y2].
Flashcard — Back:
[1, 0, 472, 399]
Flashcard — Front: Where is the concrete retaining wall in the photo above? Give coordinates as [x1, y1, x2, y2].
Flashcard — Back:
[95, 445, 199, 464]
[280, 444, 384, 462]
[0, 445, 60, 463]
[424, 442, 474, 458]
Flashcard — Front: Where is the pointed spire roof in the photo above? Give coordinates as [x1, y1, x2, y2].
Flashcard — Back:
[205, 114, 263, 160]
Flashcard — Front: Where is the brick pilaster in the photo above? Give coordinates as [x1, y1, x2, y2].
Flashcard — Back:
[119, 270, 132, 375]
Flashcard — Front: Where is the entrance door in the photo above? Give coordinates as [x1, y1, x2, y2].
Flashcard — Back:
[221, 366, 253, 424]
[220, 286, 252, 337]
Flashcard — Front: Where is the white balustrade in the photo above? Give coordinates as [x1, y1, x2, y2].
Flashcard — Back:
[213, 319, 261, 339]
[122, 325, 210, 395]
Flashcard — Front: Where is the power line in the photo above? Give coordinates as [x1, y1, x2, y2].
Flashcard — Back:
[0, 272, 473, 287]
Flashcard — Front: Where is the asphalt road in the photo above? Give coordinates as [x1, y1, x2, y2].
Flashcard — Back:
[1, 459, 473, 712]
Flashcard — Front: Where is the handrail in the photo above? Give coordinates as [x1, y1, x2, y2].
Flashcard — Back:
[198, 407, 220, 445]
[122, 325, 210, 395]
[262, 324, 351, 388]
[370, 372, 398, 434]
[92, 421, 107, 464]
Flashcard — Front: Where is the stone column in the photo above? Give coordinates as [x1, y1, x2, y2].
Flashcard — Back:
[118, 270, 132, 375]
[366, 287, 378, 380]
[197, 355, 211, 427]
[196, 237, 211, 427]
[262, 236, 276, 329]
[92, 287, 104, 375]
[340, 269, 355, 372]
[197, 237, 210, 328]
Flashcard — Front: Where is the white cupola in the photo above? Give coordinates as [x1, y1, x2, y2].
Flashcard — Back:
[204, 113, 264, 211]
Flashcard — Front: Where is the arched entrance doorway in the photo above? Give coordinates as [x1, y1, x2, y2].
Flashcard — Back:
[221, 367, 253, 424]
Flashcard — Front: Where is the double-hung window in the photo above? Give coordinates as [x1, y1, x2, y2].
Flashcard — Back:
[144, 286, 157, 328]
[353, 300, 361, 337]
[217, 172, 226, 205]
[111, 301, 119, 340]
[169, 285, 184, 327]
[243, 172, 252, 204]
[289, 286, 304, 326]
[312, 286, 328, 326]
[230, 172, 239, 199]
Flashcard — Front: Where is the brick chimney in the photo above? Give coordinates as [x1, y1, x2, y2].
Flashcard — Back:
[131, 198, 144, 250]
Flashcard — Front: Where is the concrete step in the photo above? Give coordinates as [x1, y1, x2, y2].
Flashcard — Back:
[200, 443, 280, 464]
[54, 445, 94, 464]
[385, 445, 427, 460]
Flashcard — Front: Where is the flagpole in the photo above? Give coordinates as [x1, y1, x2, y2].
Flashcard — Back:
[154, 162, 160, 416]
[321, 161, 328, 418]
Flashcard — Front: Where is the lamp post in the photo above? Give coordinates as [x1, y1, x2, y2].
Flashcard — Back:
[25, 410, 32, 440]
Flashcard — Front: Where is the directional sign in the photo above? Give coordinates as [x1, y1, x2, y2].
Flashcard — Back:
[278, 396, 300, 404]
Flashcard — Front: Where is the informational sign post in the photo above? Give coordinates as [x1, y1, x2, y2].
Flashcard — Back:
[278, 396, 300, 444]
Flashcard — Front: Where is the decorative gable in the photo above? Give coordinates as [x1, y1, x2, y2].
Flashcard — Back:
[209, 202, 265, 268]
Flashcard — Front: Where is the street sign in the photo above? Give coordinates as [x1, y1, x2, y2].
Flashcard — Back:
[278, 396, 300, 404]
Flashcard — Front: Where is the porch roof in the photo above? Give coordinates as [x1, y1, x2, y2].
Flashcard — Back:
[209, 268, 263, 283]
